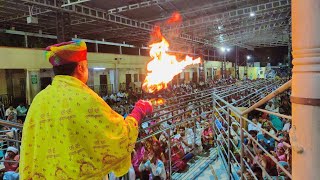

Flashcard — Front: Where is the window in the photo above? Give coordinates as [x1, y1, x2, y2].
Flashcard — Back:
[134, 74, 138, 82]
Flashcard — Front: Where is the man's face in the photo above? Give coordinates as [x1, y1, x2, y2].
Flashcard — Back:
[252, 119, 257, 123]
[78, 61, 88, 83]
[7, 151, 15, 158]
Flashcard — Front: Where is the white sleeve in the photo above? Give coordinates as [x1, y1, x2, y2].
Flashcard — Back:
[138, 162, 146, 172]
[150, 161, 164, 176]
[129, 166, 136, 180]
[5, 109, 10, 116]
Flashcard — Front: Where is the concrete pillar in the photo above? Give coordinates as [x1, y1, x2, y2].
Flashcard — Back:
[109, 70, 115, 93]
[115, 67, 119, 93]
[291, 0, 320, 179]
[197, 66, 200, 83]
[95, 43, 99, 52]
[26, 69, 40, 105]
[212, 67, 214, 80]
[189, 71, 193, 81]
[204, 67, 207, 82]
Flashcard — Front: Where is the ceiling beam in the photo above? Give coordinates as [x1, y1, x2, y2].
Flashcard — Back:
[164, 0, 290, 31]
[21, 0, 217, 47]
[0, 0, 54, 23]
[107, 0, 174, 14]
[144, 0, 249, 23]
[61, 0, 91, 7]
[187, 7, 290, 36]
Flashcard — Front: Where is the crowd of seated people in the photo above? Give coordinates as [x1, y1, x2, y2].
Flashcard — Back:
[106, 80, 224, 179]
[213, 91, 292, 180]
[106, 78, 291, 180]
[0, 77, 292, 180]
[2, 103, 28, 124]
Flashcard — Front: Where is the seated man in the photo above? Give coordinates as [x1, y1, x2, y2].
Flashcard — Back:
[4, 147, 20, 172]
[5, 106, 17, 122]
[139, 151, 166, 180]
[16, 103, 27, 121]
[1, 147, 20, 180]
[248, 118, 261, 132]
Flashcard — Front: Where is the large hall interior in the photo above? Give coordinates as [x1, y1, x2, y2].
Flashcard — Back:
[0, 0, 319, 179]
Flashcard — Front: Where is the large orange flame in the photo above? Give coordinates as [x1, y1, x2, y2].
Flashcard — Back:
[142, 36, 201, 93]
[142, 12, 201, 93]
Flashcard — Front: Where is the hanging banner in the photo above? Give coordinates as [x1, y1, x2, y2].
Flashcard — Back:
[31, 74, 38, 84]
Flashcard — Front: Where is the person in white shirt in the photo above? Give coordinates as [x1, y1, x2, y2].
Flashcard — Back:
[109, 94, 116, 102]
[265, 101, 275, 112]
[5, 105, 17, 122]
[248, 118, 262, 133]
[282, 119, 291, 132]
[139, 152, 166, 180]
[5, 105, 17, 117]
[195, 125, 204, 154]
[109, 164, 135, 180]
[231, 122, 240, 147]
[178, 127, 194, 154]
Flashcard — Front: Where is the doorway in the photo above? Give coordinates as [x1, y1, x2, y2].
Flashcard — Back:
[99, 75, 108, 95]
[192, 72, 198, 83]
[125, 74, 132, 90]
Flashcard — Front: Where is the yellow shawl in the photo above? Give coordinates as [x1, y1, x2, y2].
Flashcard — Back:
[20, 75, 139, 179]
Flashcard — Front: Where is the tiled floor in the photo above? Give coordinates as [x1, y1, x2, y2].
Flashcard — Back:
[172, 148, 218, 180]
[196, 154, 229, 180]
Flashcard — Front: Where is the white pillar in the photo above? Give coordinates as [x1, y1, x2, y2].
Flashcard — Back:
[211, 67, 214, 80]
[114, 67, 119, 93]
[291, 0, 320, 179]
[26, 69, 40, 105]
[109, 70, 116, 93]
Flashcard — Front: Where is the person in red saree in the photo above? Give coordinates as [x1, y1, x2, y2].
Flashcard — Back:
[171, 139, 187, 172]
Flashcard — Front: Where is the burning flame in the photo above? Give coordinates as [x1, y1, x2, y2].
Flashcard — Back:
[142, 37, 201, 93]
[149, 98, 166, 106]
[142, 12, 201, 93]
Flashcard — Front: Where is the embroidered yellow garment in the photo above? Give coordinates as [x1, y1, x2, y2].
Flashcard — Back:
[20, 75, 139, 180]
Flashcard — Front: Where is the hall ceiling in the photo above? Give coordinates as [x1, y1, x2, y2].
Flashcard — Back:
[0, 0, 291, 51]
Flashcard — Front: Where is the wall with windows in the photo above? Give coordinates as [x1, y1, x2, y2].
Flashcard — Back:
[0, 46, 250, 96]
[0, 47, 148, 69]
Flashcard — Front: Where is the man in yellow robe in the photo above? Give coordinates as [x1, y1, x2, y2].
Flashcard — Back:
[20, 40, 153, 179]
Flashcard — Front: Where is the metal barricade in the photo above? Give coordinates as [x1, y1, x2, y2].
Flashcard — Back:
[0, 79, 292, 180]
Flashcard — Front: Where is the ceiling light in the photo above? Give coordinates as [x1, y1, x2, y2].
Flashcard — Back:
[247, 55, 251, 60]
[220, 47, 231, 52]
[218, 26, 222, 30]
[93, 67, 106, 70]
[250, 12, 255, 17]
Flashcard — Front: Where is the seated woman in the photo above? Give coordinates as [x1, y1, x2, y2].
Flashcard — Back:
[139, 150, 166, 180]
[257, 149, 278, 177]
[131, 142, 145, 178]
[201, 122, 213, 150]
[152, 140, 167, 165]
[171, 139, 187, 172]
[273, 143, 287, 162]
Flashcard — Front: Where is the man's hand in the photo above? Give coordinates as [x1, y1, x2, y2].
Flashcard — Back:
[129, 100, 153, 123]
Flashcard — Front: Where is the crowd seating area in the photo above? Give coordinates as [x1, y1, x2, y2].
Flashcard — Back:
[0, 77, 292, 180]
